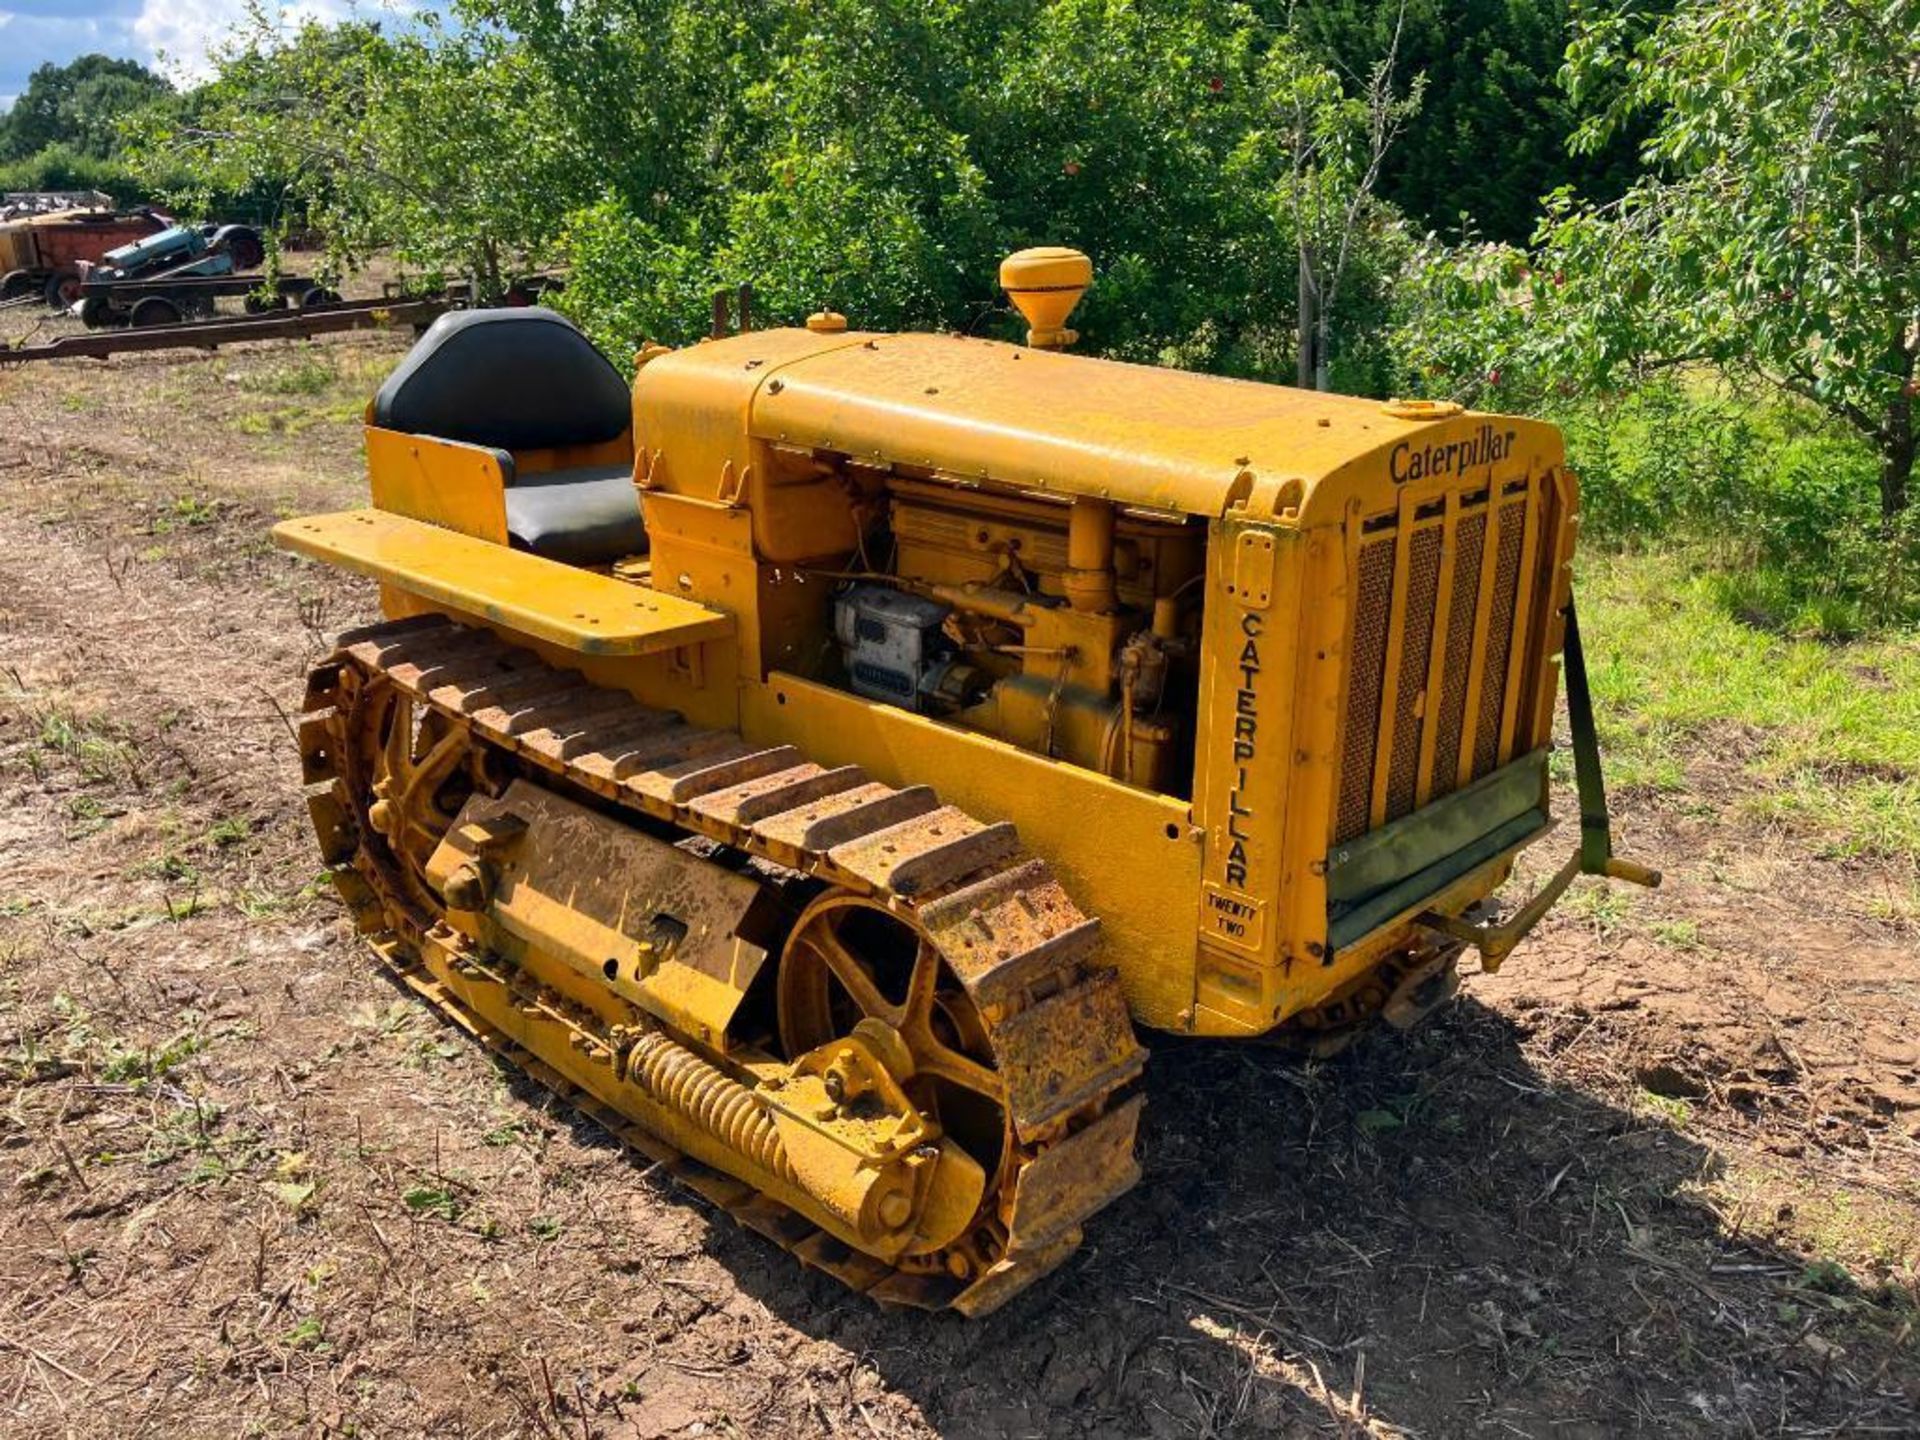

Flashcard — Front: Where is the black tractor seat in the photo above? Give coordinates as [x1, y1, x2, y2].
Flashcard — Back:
[372, 307, 646, 566]
[502, 463, 645, 566]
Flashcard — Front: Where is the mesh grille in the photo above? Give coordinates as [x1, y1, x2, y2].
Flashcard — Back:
[1335, 538, 1395, 843]
[1385, 526, 1443, 821]
[1472, 502, 1528, 778]
[1428, 511, 1487, 800]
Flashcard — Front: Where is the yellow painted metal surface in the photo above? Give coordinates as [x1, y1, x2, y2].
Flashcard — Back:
[633, 326, 872, 563]
[738, 673, 1204, 1033]
[264, 260, 1662, 1314]
[1264, 439, 1564, 1016]
[635, 327, 1559, 528]
[364, 425, 510, 543]
[1000, 246, 1092, 348]
[306, 618, 1145, 1307]
[426, 780, 778, 1047]
[408, 922, 981, 1260]
[1187, 518, 1303, 1032]
[272, 509, 734, 656]
[287, 320, 1588, 1040]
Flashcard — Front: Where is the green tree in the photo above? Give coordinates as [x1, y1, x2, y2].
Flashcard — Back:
[1385, 236, 1539, 407]
[1253, 13, 1424, 390]
[469, 0, 1403, 377]
[1537, 0, 1920, 521]
[1287, 0, 1649, 244]
[970, 0, 1282, 364]
[1, 54, 173, 162]
[132, 12, 575, 296]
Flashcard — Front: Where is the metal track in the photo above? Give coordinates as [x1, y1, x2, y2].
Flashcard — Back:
[299, 614, 1147, 1316]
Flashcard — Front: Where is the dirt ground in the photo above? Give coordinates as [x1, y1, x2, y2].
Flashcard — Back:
[1, 315, 1915, 1439]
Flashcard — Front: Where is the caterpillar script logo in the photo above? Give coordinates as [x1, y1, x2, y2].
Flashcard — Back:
[1390, 424, 1518, 485]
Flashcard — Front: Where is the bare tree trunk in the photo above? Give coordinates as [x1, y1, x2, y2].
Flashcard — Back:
[481, 237, 503, 303]
[1882, 389, 1914, 523]
[1281, 0, 1415, 395]
[1297, 249, 1317, 390]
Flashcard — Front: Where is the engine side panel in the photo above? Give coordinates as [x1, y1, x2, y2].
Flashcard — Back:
[738, 673, 1204, 1034]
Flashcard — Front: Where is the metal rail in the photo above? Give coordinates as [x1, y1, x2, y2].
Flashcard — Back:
[0, 296, 451, 365]
[75, 273, 319, 300]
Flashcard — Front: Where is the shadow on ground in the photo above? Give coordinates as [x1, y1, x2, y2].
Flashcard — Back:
[533, 994, 1917, 1438]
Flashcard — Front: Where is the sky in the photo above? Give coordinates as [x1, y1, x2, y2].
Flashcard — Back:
[0, 1, 434, 109]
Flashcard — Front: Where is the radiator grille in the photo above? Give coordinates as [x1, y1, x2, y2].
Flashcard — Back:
[1334, 488, 1537, 847]
[1473, 500, 1529, 777]
[1335, 538, 1396, 843]
[1428, 511, 1487, 800]
[1385, 527, 1444, 822]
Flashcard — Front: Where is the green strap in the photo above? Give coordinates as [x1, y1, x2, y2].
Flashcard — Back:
[1560, 594, 1614, 874]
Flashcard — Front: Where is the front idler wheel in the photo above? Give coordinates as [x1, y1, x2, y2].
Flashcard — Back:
[778, 891, 1013, 1277]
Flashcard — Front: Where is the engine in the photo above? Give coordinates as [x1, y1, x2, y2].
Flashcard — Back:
[824, 477, 1204, 795]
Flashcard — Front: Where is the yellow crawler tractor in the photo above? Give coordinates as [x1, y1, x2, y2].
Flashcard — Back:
[275, 249, 1655, 1315]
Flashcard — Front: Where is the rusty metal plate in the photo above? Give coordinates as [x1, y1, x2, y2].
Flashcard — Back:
[1006, 1093, 1144, 1256]
[661, 746, 803, 804]
[301, 659, 346, 713]
[993, 969, 1146, 1139]
[919, 859, 1102, 1008]
[829, 807, 1019, 897]
[297, 716, 338, 786]
[428, 780, 773, 1044]
[619, 736, 758, 801]
[950, 1238, 1078, 1318]
[689, 763, 865, 828]
[765, 784, 936, 853]
[306, 787, 356, 865]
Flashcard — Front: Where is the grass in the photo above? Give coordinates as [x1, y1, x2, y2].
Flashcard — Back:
[226, 344, 384, 438]
[1561, 876, 1637, 933]
[5, 993, 211, 1092]
[31, 704, 141, 787]
[1580, 549, 1920, 864]
[149, 494, 224, 532]
[241, 351, 342, 398]
[1707, 1158, 1920, 1297]
[1554, 376, 1918, 633]
[99, 1028, 206, 1085]
[231, 404, 355, 437]
[402, 1184, 462, 1222]
[1650, 917, 1703, 949]
[1637, 1090, 1694, 1128]
[207, 816, 254, 847]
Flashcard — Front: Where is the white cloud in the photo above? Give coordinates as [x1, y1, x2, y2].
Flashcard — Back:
[133, 0, 418, 84]
[0, 0, 439, 109]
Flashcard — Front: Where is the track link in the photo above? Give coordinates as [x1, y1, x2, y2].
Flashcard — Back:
[298, 614, 1147, 1315]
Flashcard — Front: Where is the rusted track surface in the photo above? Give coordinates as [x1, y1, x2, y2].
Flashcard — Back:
[0, 297, 451, 364]
[302, 613, 1147, 1316]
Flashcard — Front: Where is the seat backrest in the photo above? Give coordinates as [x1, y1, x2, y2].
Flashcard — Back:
[372, 307, 631, 453]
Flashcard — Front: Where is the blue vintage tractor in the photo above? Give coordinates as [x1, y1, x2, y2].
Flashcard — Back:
[73, 223, 266, 325]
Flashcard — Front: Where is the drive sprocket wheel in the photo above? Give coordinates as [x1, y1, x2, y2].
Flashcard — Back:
[336, 670, 496, 924]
